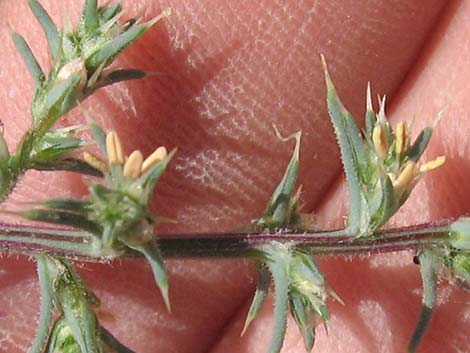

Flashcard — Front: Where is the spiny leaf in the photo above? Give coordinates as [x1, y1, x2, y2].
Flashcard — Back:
[321, 55, 366, 234]
[290, 292, 315, 352]
[31, 158, 104, 177]
[364, 82, 376, 139]
[99, 3, 122, 22]
[22, 208, 99, 234]
[265, 247, 290, 353]
[89, 120, 107, 154]
[28, 0, 59, 58]
[86, 9, 171, 69]
[28, 255, 55, 353]
[43, 74, 81, 129]
[43, 198, 90, 213]
[407, 127, 432, 162]
[97, 69, 147, 88]
[44, 317, 81, 353]
[369, 176, 395, 230]
[82, 0, 99, 32]
[257, 127, 301, 229]
[61, 295, 99, 353]
[127, 241, 171, 312]
[242, 264, 271, 335]
[408, 248, 438, 353]
[46, 256, 101, 353]
[12, 32, 44, 86]
[86, 24, 147, 69]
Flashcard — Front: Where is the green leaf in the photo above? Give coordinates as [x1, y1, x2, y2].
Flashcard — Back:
[97, 69, 147, 88]
[21, 208, 99, 234]
[42, 74, 81, 129]
[99, 3, 122, 23]
[54, 259, 100, 353]
[242, 264, 271, 335]
[407, 127, 432, 162]
[44, 317, 82, 353]
[12, 32, 45, 86]
[0, 132, 10, 165]
[265, 246, 290, 353]
[290, 292, 315, 352]
[41, 256, 101, 353]
[321, 56, 367, 234]
[369, 176, 395, 230]
[28, 0, 59, 58]
[408, 248, 438, 353]
[86, 8, 171, 70]
[61, 293, 99, 353]
[364, 82, 376, 139]
[257, 127, 301, 230]
[100, 326, 138, 353]
[30, 132, 84, 167]
[43, 198, 90, 213]
[450, 253, 470, 288]
[127, 241, 171, 312]
[28, 255, 55, 353]
[81, 0, 99, 33]
[86, 24, 147, 69]
[90, 183, 114, 199]
[31, 158, 104, 177]
[89, 120, 107, 154]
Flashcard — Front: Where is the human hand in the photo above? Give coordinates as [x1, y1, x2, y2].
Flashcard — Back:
[0, 1, 465, 352]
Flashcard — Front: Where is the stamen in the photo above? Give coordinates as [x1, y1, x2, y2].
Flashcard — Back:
[419, 156, 446, 173]
[141, 146, 167, 174]
[366, 82, 373, 112]
[372, 125, 388, 158]
[147, 7, 172, 28]
[395, 122, 407, 154]
[123, 150, 143, 179]
[83, 152, 108, 173]
[394, 162, 418, 191]
[106, 132, 124, 165]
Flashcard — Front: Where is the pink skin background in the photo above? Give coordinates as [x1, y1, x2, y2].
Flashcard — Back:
[0, 0, 468, 352]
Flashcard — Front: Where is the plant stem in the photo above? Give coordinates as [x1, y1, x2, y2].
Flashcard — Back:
[0, 219, 453, 260]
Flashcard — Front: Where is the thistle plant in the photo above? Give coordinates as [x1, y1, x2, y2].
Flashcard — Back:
[0, 1, 469, 353]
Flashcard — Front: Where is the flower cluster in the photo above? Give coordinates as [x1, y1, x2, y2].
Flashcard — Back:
[16, 0, 171, 123]
[23, 124, 176, 312]
[367, 93, 445, 214]
[322, 56, 445, 236]
[1, 0, 171, 199]
[244, 243, 341, 353]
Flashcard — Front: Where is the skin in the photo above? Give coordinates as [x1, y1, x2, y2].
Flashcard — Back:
[0, 0, 468, 352]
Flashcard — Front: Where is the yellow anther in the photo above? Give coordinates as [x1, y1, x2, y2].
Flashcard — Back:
[395, 122, 407, 154]
[83, 152, 108, 173]
[106, 132, 124, 165]
[394, 161, 418, 192]
[372, 125, 388, 158]
[366, 82, 373, 112]
[123, 150, 144, 179]
[141, 146, 167, 174]
[419, 156, 446, 173]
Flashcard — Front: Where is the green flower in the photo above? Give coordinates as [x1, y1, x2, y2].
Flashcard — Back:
[22, 124, 176, 312]
[15, 0, 171, 123]
[243, 243, 340, 353]
[322, 56, 445, 236]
